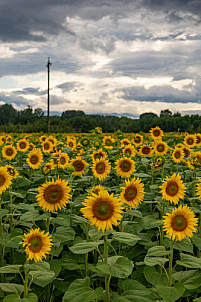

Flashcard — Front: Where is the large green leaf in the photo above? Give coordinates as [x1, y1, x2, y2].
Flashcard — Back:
[144, 256, 169, 266]
[69, 241, 102, 254]
[53, 226, 75, 243]
[157, 283, 185, 302]
[0, 265, 22, 274]
[61, 254, 81, 270]
[173, 270, 201, 290]
[29, 271, 55, 287]
[113, 232, 141, 246]
[0, 283, 24, 294]
[96, 256, 133, 278]
[176, 253, 201, 268]
[146, 246, 170, 257]
[62, 277, 103, 302]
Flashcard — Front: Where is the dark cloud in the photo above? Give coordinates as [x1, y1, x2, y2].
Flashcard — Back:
[13, 88, 47, 96]
[50, 95, 71, 105]
[56, 82, 78, 92]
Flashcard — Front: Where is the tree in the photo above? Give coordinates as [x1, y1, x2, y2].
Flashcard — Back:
[0, 104, 17, 124]
[160, 109, 172, 117]
[140, 112, 158, 119]
[61, 110, 85, 120]
[34, 108, 44, 118]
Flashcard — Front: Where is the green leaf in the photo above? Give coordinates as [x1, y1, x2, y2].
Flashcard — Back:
[53, 227, 75, 243]
[0, 209, 9, 219]
[146, 246, 170, 257]
[15, 176, 31, 188]
[191, 233, 201, 250]
[96, 256, 134, 278]
[52, 215, 70, 227]
[62, 277, 103, 302]
[134, 173, 151, 178]
[0, 233, 22, 248]
[20, 211, 40, 222]
[29, 271, 55, 287]
[88, 229, 103, 241]
[9, 191, 26, 198]
[0, 283, 24, 294]
[69, 241, 102, 254]
[176, 253, 201, 268]
[173, 270, 201, 290]
[61, 254, 81, 270]
[3, 294, 21, 302]
[113, 232, 141, 246]
[144, 257, 169, 266]
[21, 293, 38, 302]
[143, 266, 167, 286]
[0, 265, 22, 274]
[26, 262, 50, 272]
[157, 284, 185, 302]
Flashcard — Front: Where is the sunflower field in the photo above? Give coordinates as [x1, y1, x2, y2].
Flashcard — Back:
[0, 127, 201, 302]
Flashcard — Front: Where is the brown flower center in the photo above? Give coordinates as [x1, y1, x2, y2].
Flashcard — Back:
[93, 199, 113, 220]
[157, 144, 165, 152]
[142, 147, 150, 155]
[29, 236, 42, 253]
[124, 148, 131, 156]
[60, 157, 66, 164]
[134, 136, 141, 143]
[44, 184, 63, 204]
[73, 160, 84, 171]
[166, 181, 178, 196]
[120, 160, 131, 172]
[44, 143, 50, 150]
[171, 215, 188, 231]
[124, 185, 137, 201]
[96, 162, 106, 174]
[187, 138, 193, 145]
[30, 155, 39, 164]
[153, 129, 160, 137]
[6, 148, 13, 156]
[0, 175, 6, 187]
[19, 142, 26, 149]
[174, 151, 181, 159]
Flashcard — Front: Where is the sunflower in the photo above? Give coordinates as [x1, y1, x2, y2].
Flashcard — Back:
[43, 159, 56, 174]
[27, 149, 43, 170]
[150, 126, 163, 140]
[36, 178, 71, 212]
[0, 135, 6, 146]
[91, 158, 111, 181]
[81, 190, 124, 232]
[159, 173, 186, 204]
[58, 153, 69, 169]
[133, 134, 143, 146]
[81, 137, 90, 147]
[70, 156, 88, 176]
[67, 138, 76, 150]
[122, 144, 136, 157]
[2, 145, 17, 160]
[172, 148, 184, 163]
[115, 157, 136, 178]
[88, 184, 106, 196]
[196, 178, 201, 198]
[6, 165, 19, 179]
[0, 166, 12, 194]
[47, 135, 57, 146]
[17, 139, 29, 152]
[120, 178, 144, 208]
[192, 151, 201, 167]
[196, 133, 201, 148]
[184, 134, 197, 148]
[153, 156, 164, 169]
[139, 144, 153, 157]
[42, 141, 53, 153]
[28, 143, 35, 152]
[91, 149, 107, 162]
[103, 136, 115, 149]
[154, 141, 168, 156]
[23, 228, 53, 262]
[182, 145, 191, 158]
[120, 138, 130, 148]
[39, 135, 47, 143]
[163, 205, 198, 241]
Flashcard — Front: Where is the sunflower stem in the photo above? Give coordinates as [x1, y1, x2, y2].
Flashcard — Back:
[168, 240, 174, 287]
[24, 261, 29, 298]
[0, 196, 5, 282]
[104, 235, 110, 302]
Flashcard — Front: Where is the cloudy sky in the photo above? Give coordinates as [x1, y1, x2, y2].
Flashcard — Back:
[1, 0, 201, 117]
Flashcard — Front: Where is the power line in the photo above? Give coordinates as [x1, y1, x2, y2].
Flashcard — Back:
[46, 57, 52, 133]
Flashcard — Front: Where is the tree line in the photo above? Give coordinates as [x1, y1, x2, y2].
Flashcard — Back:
[0, 104, 200, 133]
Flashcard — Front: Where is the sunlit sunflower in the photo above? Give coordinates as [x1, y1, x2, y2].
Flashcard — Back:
[122, 144, 136, 157]
[103, 136, 115, 149]
[57, 153, 69, 169]
[42, 141, 53, 153]
[0, 166, 12, 194]
[28, 143, 35, 152]
[91, 158, 111, 181]
[88, 184, 106, 196]
[120, 138, 130, 148]
[36, 178, 71, 212]
[172, 148, 184, 163]
[192, 151, 201, 167]
[81, 137, 90, 147]
[6, 165, 19, 179]
[184, 134, 197, 148]
[70, 156, 88, 176]
[154, 141, 168, 155]
[81, 190, 124, 232]
[120, 177, 144, 208]
[182, 145, 191, 158]
[67, 138, 76, 150]
[185, 159, 195, 171]
[2, 145, 17, 160]
[91, 149, 107, 162]
[5, 135, 12, 143]
[93, 140, 101, 149]
[133, 134, 143, 146]
[195, 133, 201, 148]
[47, 135, 57, 146]
[27, 149, 43, 170]
[139, 144, 153, 157]
[0, 135, 6, 146]
[115, 157, 136, 178]
[163, 205, 198, 241]
[17, 139, 29, 152]
[150, 126, 163, 140]
[153, 156, 164, 169]
[39, 135, 47, 143]
[159, 173, 186, 204]
[23, 228, 53, 262]
[43, 159, 56, 174]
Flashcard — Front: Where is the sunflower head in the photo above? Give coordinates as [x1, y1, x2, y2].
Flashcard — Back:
[70, 157, 88, 176]
[150, 126, 163, 140]
[133, 134, 143, 146]
[172, 148, 184, 163]
[159, 173, 186, 204]
[120, 177, 144, 208]
[115, 157, 136, 178]
[17, 139, 29, 152]
[2, 145, 17, 160]
[27, 149, 43, 169]
[139, 144, 153, 157]
[0, 166, 12, 194]
[154, 141, 168, 155]
[184, 134, 197, 148]
[92, 158, 111, 181]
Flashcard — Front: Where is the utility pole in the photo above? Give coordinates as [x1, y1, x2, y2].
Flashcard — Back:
[47, 57, 52, 133]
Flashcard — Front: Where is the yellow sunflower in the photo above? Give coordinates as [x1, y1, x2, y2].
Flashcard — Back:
[184, 134, 197, 148]
[196, 178, 201, 198]
[159, 173, 186, 204]
[120, 177, 144, 208]
[192, 151, 201, 167]
[195, 133, 201, 148]
[139, 144, 153, 157]
[70, 156, 88, 176]
[23, 228, 53, 262]
[172, 148, 184, 163]
[115, 157, 136, 178]
[6, 165, 19, 179]
[26, 149, 43, 170]
[17, 139, 29, 152]
[67, 138, 76, 150]
[154, 141, 168, 156]
[81, 190, 124, 232]
[2, 144, 17, 160]
[58, 153, 69, 169]
[163, 205, 198, 241]
[42, 141, 53, 153]
[91, 158, 111, 181]
[133, 134, 143, 146]
[150, 126, 163, 140]
[0, 166, 12, 194]
[122, 144, 136, 157]
[88, 184, 106, 196]
[91, 149, 107, 162]
[43, 159, 56, 174]
[36, 178, 71, 212]
[182, 145, 191, 158]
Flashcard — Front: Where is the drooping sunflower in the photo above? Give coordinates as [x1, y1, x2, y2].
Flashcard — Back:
[182, 145, 191, 158]
[154, 141, 168, 156]
[192, 151, 201, 167]
[91, 158, 111, 181]
[57, 153, 69, 169]
[23, 228, 53, 262]
[115, 157, 136, 178]
[70, 156, 88, 176]
[0, 166, 12, 194]
[26, 149, 43, 170]
[43, 159, 56, 174]
[184, 134, 197, 148]
[195, 133, 201, 148]
[17, 139, 29, 152]
[67, 138, 76, 150]
[122, 144, 136, 157]
[172, 148, 184, 163]
[88, 184, 106, 196]
[36, 178, 71, 212]
[163, 205, 198, 241]
[6, 165, 19, 179]
[139, 144, 153, 157]
[133, 134, 143, 146]
[103, 136, 115, 149]
[120, 177, 144, 208]
[159, 173, 186, 204]
[81, 190, 124, 232]
[42, 141, 53, 153]
[196, 178, 201, 198]
[150, 126, 163, 140]
[2, 144, 17, 160]
[91, 149, 107, 162]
